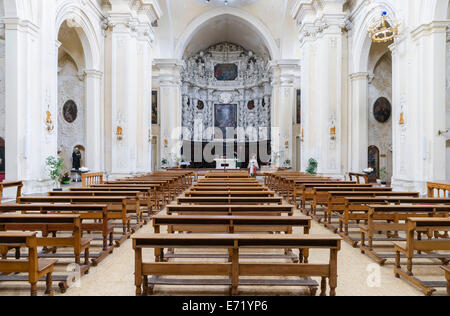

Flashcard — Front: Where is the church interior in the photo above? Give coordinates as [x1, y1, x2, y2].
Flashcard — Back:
[0, 0, 449, 298]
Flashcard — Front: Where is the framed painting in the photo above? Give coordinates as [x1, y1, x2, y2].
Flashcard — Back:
[214, 64, 238, 81]
[214, 104, 237, 139]
[63, 100, 78, 123]
[373, 97, 391, 123]
[152, 91, 158, 125]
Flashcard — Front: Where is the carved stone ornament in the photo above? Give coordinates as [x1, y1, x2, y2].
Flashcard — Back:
[181, 42, 272, 142]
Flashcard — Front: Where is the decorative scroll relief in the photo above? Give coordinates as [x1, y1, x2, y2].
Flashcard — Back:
[181, 42, 272, 142]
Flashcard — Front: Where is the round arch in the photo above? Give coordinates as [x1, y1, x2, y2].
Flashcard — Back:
[175, 7, 280, 60]
[351, 1, 398, 74]
[55, 0, 101, 70]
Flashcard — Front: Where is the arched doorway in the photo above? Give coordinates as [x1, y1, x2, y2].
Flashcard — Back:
[57, 21, 87, 172]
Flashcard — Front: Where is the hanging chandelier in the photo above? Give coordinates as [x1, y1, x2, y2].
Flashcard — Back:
[368, 12, 399, 43]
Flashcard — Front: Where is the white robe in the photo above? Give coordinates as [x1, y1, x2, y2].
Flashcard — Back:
[248, 159, 259, 176]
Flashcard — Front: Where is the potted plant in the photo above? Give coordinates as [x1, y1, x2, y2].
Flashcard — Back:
[60, 171, 71, 185]
[161, 158, 168, 169]
[379, 167, 387, 185]
[284, 159, 291, 169]
[306, 158, 318, 175]
[46, 156, 65, 190]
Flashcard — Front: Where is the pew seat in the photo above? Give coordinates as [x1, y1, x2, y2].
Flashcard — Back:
[0, 232, 56, 296]
[393, 218, 450, 296]
[133, 234, 341, 296]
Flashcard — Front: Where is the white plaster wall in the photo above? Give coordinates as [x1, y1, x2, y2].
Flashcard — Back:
[57, 55, 86, 171]
[368, 53, 393, 180]
[0, 39, 4, 140]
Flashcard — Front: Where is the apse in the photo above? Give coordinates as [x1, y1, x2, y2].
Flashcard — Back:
[183, 14, 271, 60]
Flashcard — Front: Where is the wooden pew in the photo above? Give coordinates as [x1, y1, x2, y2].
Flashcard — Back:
[349, 172, 369, 184]
[0, 232, 56, 296]
[104, 181, 168, 202]
[70, 187, 156, 214]
[206, 173, 250, 179]
[427, 182, 450, 198]
[184, 190, 275, 198]
[167, 205, 294, 216]
[310, 187, 393, 220]
[0, 214, 91, 293]
[393, 218, 450, 296]
[339, 197, 445, 246]
[82, 172, 103, 187]
[88, 184, 162, 208]
[293, 182, 362, 208]
[133, 234, 341, 296]
[177, 197, 283, 205]
[198, 178, 259, 183]
[195, 182, 263, 187]
[360, 205, 450, 265]
[324, 192, 421, 232]
[0, 181, 23, 204]
[190, 187, 268, 192]
[17, 196, 140, 246]
[0, 204, 113, 266]
[152, 215, 311, 262]
[442, 266, 450, 296]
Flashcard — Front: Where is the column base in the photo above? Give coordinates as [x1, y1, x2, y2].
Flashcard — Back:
[391, 178, 427, 196]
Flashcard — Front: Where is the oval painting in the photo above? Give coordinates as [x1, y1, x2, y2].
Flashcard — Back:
[373, 97, 391, 123]
[63, 100, 78, 123]
[197, 100, 205, 110]
[247, 100, 255, 110]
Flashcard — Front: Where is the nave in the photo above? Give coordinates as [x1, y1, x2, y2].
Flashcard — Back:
[0, 170, 448, 296]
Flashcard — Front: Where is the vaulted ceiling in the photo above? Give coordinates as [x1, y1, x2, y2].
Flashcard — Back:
[183, 13, 271, 58]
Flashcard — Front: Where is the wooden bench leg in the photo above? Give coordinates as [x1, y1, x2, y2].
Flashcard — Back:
[30, 282, 38, 297]
[395, 250, 401, 278]
[320, 277, 327, 296]
[45, 272, 54, 296]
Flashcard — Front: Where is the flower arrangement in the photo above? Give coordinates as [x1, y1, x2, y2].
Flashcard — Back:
[45, 156, 65, 189]
[61, 171, 71, 185]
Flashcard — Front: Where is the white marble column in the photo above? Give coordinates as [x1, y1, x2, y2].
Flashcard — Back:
[3, 17, 57, 195]
[104, 12, 139, 176]
[391, 21, 449, 193]
[270, 60, 301, 168]
[135, 24, 153, 173]
[84, 69, 104, 172]
[154, 59, 183, 167]
[349, 72, 369, 173]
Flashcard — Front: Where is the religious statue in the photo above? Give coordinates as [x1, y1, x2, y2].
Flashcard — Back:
[248, 154, 259, 177]
[72, 148, 82, 170]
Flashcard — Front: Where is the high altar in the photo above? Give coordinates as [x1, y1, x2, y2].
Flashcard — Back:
[214, 158, 237, 169]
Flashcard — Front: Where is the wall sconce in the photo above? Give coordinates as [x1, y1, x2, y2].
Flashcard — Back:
[399, 112, 405, 125]
[300, 129, 304, 142]
[438, 129, 449, 136]
[164, 139, 169, 148]
[330, 126, 336, 141]
[148, 129, 152, 142]
[285, 141, 289, 149]
[45, 111, 54, 132]
[116, 126, 123, 140]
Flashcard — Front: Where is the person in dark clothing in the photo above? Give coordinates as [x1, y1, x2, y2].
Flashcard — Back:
[72, 148, 82, 170]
